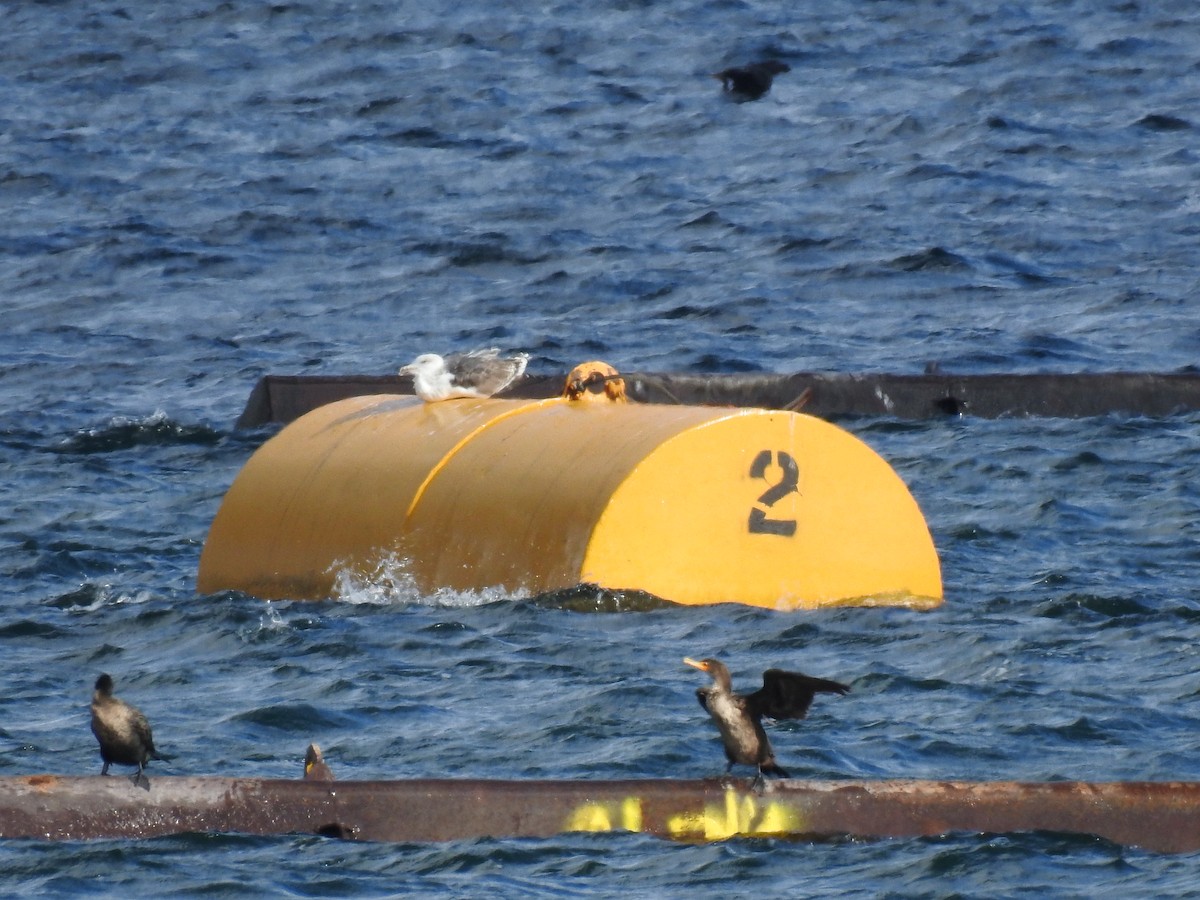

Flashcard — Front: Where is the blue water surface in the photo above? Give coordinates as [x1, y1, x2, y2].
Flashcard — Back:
[2, 0, 1200, 896]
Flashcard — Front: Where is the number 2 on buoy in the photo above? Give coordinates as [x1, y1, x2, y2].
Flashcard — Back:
[747, 450, 798, 536]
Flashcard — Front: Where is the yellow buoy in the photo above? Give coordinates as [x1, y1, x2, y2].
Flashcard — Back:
[197, 392, 941, 609]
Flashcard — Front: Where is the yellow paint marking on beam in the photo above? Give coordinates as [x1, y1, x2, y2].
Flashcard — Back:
[665, 787, 802, 841]
[564, 795, 645, 833]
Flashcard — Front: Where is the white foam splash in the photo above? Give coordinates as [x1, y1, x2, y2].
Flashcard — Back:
[328, 551, 517, 608]
[236, 600, 290, 641]
[260, 602, 287, 630]
[128, 409, 170, 427]
[87, 409, 172, 437]
[71, 582, 156, 611]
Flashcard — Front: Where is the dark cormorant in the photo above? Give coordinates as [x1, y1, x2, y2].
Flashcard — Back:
[684, 657, 849, 780]
[304, 743, 336, 781]
[90, 673, 171, 789]
[713, 61, 791, 101]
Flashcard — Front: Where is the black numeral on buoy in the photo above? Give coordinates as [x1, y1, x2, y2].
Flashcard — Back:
[747, 450, 799, 536]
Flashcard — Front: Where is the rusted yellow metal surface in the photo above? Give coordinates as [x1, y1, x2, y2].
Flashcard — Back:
[198, 393, 941, 608]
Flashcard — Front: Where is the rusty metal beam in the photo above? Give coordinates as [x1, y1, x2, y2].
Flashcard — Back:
[234, 372, 1200, 428]
[2, 776, 1198, 851]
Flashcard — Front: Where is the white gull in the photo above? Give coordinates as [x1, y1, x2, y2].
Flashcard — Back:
[399, 348, 530, 402]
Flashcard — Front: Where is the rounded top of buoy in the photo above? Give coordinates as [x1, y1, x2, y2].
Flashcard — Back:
[199, 394, 941, 609]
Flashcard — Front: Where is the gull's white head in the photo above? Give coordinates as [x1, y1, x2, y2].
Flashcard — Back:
[399, 353, 455, 401]
[399, 353, 446, 378]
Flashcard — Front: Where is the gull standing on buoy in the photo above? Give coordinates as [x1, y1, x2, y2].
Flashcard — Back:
[399, 348, 529, 402]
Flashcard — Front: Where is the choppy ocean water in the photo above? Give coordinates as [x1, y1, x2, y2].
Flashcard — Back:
[2, 0, 1200, 895]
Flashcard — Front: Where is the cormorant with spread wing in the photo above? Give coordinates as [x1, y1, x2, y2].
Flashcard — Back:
[684, 657, 849, 780]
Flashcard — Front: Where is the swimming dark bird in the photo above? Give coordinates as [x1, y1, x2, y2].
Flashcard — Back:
[399, 348, 529, 402]
[684, 657, 849, 781]
[90, 673, 171, 789]
[713, 60, 791, 101]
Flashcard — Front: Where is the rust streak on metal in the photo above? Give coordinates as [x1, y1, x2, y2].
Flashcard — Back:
[768, 779, 1200, 853]
[0, 777, 1197, 852]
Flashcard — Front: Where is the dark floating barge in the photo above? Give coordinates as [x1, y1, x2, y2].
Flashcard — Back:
[3, 769, 1198, 852]
[236, 371, 1200, 428]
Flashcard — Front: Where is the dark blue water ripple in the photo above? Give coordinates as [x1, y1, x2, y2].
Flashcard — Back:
[4, 0, 1200, 894]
